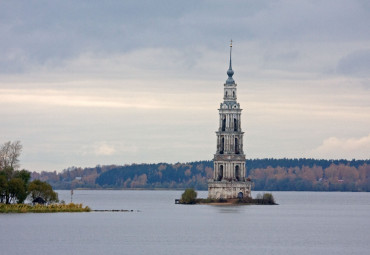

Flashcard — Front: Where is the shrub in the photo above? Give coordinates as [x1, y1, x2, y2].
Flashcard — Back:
[180, 188, 197, 204]
[252, 193, 276, 205]
[262, 193, 276, 204]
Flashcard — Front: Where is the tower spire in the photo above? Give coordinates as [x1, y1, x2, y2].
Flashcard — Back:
[226, 39, 235, 84]
[229, 39, 232, 70]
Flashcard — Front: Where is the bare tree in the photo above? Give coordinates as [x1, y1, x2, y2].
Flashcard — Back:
[0, 141, 11, 169]
[0, 141, 22, 170]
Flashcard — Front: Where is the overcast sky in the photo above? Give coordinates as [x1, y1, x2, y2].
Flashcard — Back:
[1, 0, 370, 172]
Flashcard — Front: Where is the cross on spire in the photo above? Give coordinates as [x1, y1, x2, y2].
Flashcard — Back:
[229, 40, 232, 70]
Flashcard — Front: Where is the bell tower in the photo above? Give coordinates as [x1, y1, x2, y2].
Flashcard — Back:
[208, 41, 252, 199]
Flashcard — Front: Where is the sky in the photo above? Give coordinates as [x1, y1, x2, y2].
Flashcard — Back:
[1, 0, 370, 172]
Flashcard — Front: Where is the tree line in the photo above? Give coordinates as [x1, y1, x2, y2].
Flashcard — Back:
[31, 158, 370, 192]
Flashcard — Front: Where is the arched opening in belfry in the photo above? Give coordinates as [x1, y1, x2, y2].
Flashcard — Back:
[235, 138, 239, 154]
[225, 91, 228, 97]
[221, 117, 226, 131]
[220, 137, 224, 154]
[217, 165, 224, 181]
[233, 91, 235, 98]
[234, 118, 237, 131]
[237, 192, 243, 199]
[235, 165, 240, 181]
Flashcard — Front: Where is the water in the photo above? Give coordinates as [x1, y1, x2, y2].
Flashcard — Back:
[1, 190, 369, 255]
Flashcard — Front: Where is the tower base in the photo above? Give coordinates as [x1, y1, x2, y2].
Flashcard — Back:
[208, 180, 252, 199]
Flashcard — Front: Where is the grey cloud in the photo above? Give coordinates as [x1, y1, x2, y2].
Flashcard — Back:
[337, 49, 370, 77]
[0, 1, 200, 73]
[1, 0, 369, 74]
[250, 0, 370, 42]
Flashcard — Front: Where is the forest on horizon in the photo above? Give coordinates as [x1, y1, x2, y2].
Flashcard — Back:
[30, 158, 370, 192]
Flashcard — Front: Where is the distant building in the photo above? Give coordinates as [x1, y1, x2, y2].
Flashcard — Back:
[208, 41, 252, 199]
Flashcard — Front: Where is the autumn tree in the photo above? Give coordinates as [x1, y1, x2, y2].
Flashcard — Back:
[8, 178, 27, 203]
[0, 170, 30, 204]
[0, 175, 8, 203]
[28, 180, 59, 204]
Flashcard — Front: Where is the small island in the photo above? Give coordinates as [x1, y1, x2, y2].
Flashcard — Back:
[0, 141, 91, 213]
[177, 188, 277, 205]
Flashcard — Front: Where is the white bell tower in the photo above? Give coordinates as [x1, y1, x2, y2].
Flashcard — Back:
[208, 41, 252, 199]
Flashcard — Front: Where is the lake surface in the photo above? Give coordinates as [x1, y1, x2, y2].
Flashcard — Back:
[1, 190, 369, 255]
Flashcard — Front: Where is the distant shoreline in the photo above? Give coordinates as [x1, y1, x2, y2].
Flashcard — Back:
[32, 159, 370, 192]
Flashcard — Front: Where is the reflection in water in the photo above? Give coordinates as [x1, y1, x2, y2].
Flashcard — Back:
[211, 205, 244, 214]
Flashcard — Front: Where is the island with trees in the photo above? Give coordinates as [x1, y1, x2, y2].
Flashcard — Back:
[177, 188, 277, 205]
[0, 141, 90, 213]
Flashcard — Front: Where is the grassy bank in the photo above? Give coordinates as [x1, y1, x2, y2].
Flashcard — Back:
[0, 203, 91, 213]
